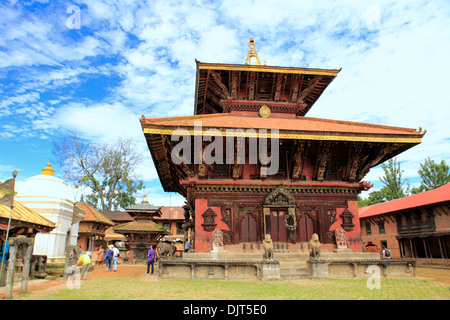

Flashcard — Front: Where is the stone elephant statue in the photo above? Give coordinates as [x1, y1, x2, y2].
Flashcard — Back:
[156, 242, 177, 259]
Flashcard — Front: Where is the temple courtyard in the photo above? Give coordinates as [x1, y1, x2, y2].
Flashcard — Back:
[5, 264, 449, 300]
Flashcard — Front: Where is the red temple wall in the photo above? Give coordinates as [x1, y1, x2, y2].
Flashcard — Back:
[330, 200, 362, 251]
[193, 196, 363, 253]
[194, 198, 231, 253]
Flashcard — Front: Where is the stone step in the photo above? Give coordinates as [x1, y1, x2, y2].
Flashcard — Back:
[274, 253, 310, 261]
[280, 272, 310, 280]
[280, 266, 308, 274]
[280, 262, 307, 269]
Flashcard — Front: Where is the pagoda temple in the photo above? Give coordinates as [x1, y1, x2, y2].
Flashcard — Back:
[113, 195, 169, 260]
[140, 38, 425, 253]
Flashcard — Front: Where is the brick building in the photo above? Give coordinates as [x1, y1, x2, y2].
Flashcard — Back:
[154, 206, 186, 250]
[359, 183, 450, 265]
[76, 202, 114, 252]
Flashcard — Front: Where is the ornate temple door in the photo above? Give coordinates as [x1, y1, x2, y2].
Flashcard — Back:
[241, 213, 258, 242]
[263, 185, 296, 243]
[296, 213, 315, 242]
[268, 209, 288, 242]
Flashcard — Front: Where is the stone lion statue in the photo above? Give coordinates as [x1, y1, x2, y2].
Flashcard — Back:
[263, 234, 274, 261]
[309, 233, 321, 259]
[156, 242, 177, 259]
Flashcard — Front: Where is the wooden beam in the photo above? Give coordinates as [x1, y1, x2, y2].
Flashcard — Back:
[297, 75, 323, 102]
[210, 70, 230, 97]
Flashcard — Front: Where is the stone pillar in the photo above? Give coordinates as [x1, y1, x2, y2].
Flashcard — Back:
[20, 243, 34, 294]
[5, 242, 17, 299]
[308, 259, 329, 279]
[5, 236, 34, 299]
[63, 245, 78, 280]
[261, 262, 280, 281]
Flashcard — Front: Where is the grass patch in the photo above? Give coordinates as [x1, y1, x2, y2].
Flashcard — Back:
[19, 277, 450, 300]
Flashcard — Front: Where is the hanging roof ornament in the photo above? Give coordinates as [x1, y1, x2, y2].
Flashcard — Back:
[245, 36, 262, 65]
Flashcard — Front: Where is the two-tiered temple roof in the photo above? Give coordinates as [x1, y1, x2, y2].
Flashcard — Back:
[140, 38, 425, 197]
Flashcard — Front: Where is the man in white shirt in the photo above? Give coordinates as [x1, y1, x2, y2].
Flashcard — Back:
[112, 245, 120, 271]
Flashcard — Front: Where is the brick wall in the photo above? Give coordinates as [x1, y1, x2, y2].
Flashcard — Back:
[330, 200, 363, 252]
[194, 198, 231, 253]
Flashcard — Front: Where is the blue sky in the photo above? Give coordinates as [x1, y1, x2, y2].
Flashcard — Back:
[1, 0, 449, 206]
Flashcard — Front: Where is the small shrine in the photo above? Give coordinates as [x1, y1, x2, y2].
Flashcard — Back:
[15, 162, 84, 261]
[113, 195, 169, 260]
[1, 170, 56, 298]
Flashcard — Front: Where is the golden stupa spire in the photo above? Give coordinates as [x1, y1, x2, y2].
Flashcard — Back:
[41, 162, 55, 176]
[245, 36, 262, 65]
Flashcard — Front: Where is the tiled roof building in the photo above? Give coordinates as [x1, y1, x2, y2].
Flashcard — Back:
[359, 184, 450, 264]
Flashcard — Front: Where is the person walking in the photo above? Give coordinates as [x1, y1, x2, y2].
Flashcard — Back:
[382, 246, 392, 259]
[105, 245, 114, 271]
[146, 245, 157, 275]
[184, 239, 190, 253]
[97, 246, 104, 267]
[112, 244, 120, 272]
[75, 251, 92, 280]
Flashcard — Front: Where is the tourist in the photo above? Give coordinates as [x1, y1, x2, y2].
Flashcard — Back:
[382, 246, 391, 259]
[75, 251, 92, 280]
[105, 245, 114, 271]
[146, 244, 157, 275]
[112, 244, 120, 272]
[184, 239, 190, 253]
[96, 246, 104, 267]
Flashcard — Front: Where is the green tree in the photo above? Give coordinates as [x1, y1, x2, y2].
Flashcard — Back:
[359, 158, 409, 207]
[53, 133, 144, 211]
[411, 158, 450, 194]
[358, 190, 387, 207]
[379, 158, 409, 201]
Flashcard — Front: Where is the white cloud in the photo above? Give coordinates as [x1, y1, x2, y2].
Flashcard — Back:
[1, 0, 449, 194]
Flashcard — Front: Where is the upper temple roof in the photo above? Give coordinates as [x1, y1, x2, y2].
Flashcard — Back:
[194, 60, 340, 116]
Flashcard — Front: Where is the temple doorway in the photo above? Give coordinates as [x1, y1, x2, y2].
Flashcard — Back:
[296, 213, 315, 242]
[266, 209, 288, 242]
[241, 213, 258, 242]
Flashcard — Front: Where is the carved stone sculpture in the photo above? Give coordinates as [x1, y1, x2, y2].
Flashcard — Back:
[156, 242, 177, 259]
[211, 228, 224, 251]
[335, 227, 348, 249]
[309, 233, 321, 259]
[263, 234, 274, 261]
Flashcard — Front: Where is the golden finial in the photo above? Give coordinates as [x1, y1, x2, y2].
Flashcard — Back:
[142, 193, 149, 203]
[42, 162, 55, 176]
[245, 36, 262, 65]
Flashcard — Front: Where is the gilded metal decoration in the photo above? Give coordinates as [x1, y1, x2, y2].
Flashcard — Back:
[259, 105, 271, 118]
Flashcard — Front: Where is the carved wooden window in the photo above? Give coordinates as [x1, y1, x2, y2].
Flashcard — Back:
[377, 221, 385, 234]
[213, 164, 230, 178]
[365, 222, 372, 236]
[340, 209, 355, 232]
[201, 208, 217, 232]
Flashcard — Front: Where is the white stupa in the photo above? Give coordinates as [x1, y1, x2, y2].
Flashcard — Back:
[15, 162, 84, 261]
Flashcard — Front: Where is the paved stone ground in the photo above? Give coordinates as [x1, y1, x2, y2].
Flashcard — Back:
[2, 263, 449, 300]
